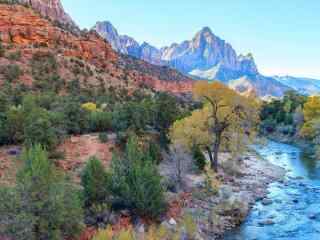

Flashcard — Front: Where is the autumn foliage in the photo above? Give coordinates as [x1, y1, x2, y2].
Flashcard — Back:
[170, 81, 259, 171]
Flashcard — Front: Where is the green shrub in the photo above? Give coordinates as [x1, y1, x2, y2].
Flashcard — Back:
[0, 40, 5, 57]
[99, 132, 109, 143]
[0, 117, 8, 145]
[146, 142, 162, 164]
[58, 97, 89, 134]
[110, 136, 166, 218]
[192, 145, 206, 171]
[88, 111, 112, 132]
[7, 50, 21, 61]
[19, 95, 58, 149]
[0, 145, 83, 240]
[1, 64, 22, 82]
[23, 107, 58, 149]
[5, 106, 25, 143]
[81, 157, 109, 207]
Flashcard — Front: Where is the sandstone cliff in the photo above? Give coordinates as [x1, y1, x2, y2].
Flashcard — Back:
[0, 4, 193, 94]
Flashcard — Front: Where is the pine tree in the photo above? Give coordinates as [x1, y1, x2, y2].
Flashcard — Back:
[0, 145, 83, 240]
[110, 136, 166, 218]
[81, 157, 109, 207]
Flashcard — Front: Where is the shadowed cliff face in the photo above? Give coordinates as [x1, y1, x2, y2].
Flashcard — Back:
[0, 4, 194, 94]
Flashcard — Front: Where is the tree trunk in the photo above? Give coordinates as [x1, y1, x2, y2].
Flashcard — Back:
[212, 133, 222, 172]
[206, 146, 214, 170]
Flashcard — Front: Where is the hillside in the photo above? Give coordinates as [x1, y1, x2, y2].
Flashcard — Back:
[0, 3, 193, 94]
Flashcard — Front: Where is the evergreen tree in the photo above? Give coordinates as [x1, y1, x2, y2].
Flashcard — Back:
[110, 136, 166, 218]
[81, 157, 109, 207]
[0, 145, 83, 240]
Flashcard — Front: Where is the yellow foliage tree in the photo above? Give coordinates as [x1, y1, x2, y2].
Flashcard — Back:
[171, 81, 259, 172]
[92, 226, 113, 240]
[300, 96, 320, 138]
[81, 102, 98, 112]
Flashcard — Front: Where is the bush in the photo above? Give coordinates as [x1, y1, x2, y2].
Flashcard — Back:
[0, 40, 5, 57]
[7, 50, 21, 61]
[81, 157, 109, 207]
[0, 145, 83, 240]
[23, 107, 58, 149]
[146, 141, 162, 164]
[110, 136, 166, 218]
[5, 106, 25, 144]
[1, 64, 22, 82]
[99, 132, 109, 143]
[192, 145, 206, 171]
[0, 117, 8, 145]
[58, 97, 89, 134]
[88, 111, 112, 132]
[82, 102, 97, 112]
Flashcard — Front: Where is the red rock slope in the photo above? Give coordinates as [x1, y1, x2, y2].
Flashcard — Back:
[0, 3, 193, 94]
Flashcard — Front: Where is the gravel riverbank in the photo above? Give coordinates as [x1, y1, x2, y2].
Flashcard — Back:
[177, 150, 286, 239]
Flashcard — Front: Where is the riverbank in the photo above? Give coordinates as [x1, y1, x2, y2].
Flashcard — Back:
[224, 141, 320, 240]
[174, 148, 286, 239]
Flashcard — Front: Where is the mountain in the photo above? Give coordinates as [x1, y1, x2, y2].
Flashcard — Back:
[93, 21, 163, 65]
[0, 3, 193, 94]
[274, 76, 320, 95]
[93, 22, 290, 97]
[17, 0, 78, 30]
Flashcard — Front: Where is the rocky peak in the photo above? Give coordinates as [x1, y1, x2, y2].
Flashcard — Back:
[120, 35, 140, 58]
[94, 22, 289, 97]
[193, 26, 217, 44]
[238, 53, 258, 75]
[17, 0, 77, 29]
[93, 21, 127, 54]
[140, 42, 163, 65]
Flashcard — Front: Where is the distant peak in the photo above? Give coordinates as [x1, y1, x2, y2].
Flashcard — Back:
[239, 53, 255, 61]
[201, 26, 213, 34]
[95, 21, 115, 29]
[194, 26, 218, 41]
[141, 42, 157, 49]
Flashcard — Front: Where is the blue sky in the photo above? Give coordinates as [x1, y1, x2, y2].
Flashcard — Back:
[61, 0, 320, 78]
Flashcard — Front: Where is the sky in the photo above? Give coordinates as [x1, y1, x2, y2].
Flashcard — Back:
[61, 0, 320, 79]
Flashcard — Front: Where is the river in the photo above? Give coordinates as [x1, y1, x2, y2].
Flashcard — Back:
[224, 141, 320, 240]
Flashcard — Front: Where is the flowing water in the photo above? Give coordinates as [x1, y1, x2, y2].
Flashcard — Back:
[224, 141, 320, 240]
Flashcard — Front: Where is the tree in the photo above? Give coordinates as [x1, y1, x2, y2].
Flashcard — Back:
[153, 92, 181, 147]
[23, 107, 58, 149]
[300, 96, 320, 139]
[171, 81, 259, 172]
[0, 145, 83, 240]
[81, 157, 109, 207]
[110, 136, 166, 218]
[162, 144, 194, 191]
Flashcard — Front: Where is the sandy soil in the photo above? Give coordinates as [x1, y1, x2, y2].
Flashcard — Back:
[0, 134, 115, 185]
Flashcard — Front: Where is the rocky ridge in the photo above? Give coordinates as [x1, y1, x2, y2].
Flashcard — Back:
[17, 0, 78, 30]
[0, 3, 193, 94]
[94, 21, 291, 97]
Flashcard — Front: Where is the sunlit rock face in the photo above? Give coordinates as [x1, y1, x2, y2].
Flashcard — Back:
[95, 22, 290, 97]
[18, 0, 77, 28]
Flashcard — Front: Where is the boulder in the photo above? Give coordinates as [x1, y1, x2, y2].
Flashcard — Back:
[261, 198, 273, 205]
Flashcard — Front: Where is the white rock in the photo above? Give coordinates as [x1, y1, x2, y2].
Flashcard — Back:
[169, 218, 177, 225]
